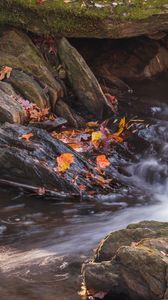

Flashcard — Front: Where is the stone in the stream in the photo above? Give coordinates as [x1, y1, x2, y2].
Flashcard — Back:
[0, 123, 110, 196]
[58, 37, 108, 119]
[82, 221, 168, 300]
[0, 88, 26, 124]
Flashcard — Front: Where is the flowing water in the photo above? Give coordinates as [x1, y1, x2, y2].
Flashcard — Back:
[0, 74, 168, 300]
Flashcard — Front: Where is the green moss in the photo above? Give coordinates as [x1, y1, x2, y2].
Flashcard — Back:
[114, 0, 168, 20]
[0, 0, 168, 37]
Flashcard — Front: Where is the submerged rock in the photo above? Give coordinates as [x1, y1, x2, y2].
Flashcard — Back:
[82, 221, 168, 300]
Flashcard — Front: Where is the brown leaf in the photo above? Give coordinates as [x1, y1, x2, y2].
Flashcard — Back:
[0, 66, 12, 81]
[68, 143, 83, 152]
[21, 132, 34, 141]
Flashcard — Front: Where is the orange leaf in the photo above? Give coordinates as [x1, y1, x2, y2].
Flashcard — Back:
[79, 184, 86, 191]
[21, 132, 34, 141]
[108, 133, 123, 143]
[57, 153, 74, 173]
[68, 143, 83, 152]
[96, 155, 110, 169]
[86, 121, 99, 128]
[0, 66, 12, 81]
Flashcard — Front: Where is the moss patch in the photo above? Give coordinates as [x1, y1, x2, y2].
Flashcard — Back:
[0, 0, 168, 37]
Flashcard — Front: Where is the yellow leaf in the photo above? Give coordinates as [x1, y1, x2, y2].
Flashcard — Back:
[91, 131, 102, 143]
[119, 117, 126, 129]
[115, 117, 126, 136]
[96, 155, 110, 169]
[57, 153, 74, 173]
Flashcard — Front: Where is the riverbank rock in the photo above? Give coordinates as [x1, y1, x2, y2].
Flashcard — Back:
[0, 29, 62, 108]
[0, 123, 113, 196]
[0, 84, 26, 124]
[82, 221, 168, 300]
[0, 29, 88, 126]
[58, 37, 107, 118]
[72, 37, 168, 85]
[0, 1, 168, 39]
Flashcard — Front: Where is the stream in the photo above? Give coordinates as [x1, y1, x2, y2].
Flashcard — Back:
[0, 73, 168, 300]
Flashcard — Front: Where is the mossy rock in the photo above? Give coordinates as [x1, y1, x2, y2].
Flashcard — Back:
[83, 221, 168, 300]
[0, 1, 168, 38]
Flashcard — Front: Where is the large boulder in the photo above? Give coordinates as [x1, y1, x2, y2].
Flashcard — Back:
[58, 37, 107, 118]
[0, 29, 87, 126]
[0, 1, 168, 39]
[82, 221, 168, 300]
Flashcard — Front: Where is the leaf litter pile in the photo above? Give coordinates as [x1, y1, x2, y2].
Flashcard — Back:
[0, 65, 144, 200]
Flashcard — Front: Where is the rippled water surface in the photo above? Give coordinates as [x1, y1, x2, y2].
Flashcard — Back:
[0, 74, 168, 299]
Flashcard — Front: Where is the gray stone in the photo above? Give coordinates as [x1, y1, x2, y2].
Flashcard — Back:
[83, 221, 168, 300]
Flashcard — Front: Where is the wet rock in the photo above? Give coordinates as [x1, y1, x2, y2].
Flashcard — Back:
[73, 37, 168, 85]
[0, 29, 93, 126]
[30, 117, 67, 132]
[0, 89, 26, 124]
[0, 81, 17, 97]
[82, 221, 168, 300]
[7, 69, 50, 109]
[58, 37, 108, 119]
[0, 123, 110, 195]
[0, 30, 63, 106]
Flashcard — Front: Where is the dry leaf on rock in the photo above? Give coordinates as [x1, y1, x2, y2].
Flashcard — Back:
[0, 66, 12, 81]
[21, 132, 34, 141]
[57, 153, 74, 173]
[96, 155, 110, 169]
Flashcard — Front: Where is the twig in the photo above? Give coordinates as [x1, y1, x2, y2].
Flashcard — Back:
[0, 179, 79, 200]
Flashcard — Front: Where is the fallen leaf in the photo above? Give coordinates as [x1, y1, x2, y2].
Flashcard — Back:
[0, 66, 12, 81]
[96, 155, 110, 169]
[91, 131, 102, 142]
[116, 117, 126, 136]
[108, 133, 123, 143]
[68, 143, 83, 152]
[21, 132, 34, 141]
[119, 116, 126, 128]
[57, 153, 74, 173]
[79, 184, 86, 191]
[86, 121, 99, 128]
[105, 93, 118, 112]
